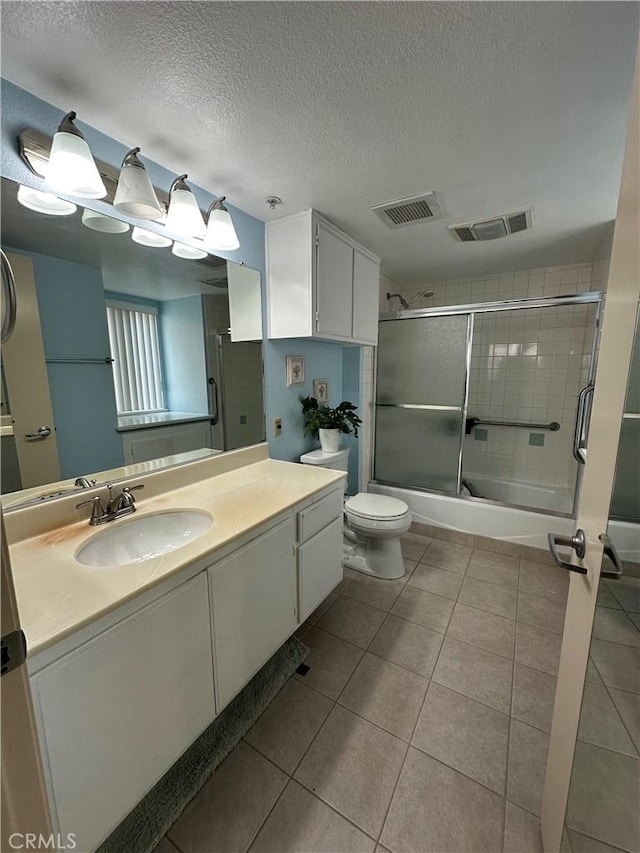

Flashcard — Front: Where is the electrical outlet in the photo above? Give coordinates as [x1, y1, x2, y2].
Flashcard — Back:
[273, 417, 283, 437]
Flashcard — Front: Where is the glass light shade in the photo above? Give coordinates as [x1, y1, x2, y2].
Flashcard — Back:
[172, 240, 208, 260]
[114, 164, 164, 220]
[17, 184, 77, 216]
[131, 226, 172, 248]
[166, 188, 206, 239]
[45, 131, 107, 198]
[205, 206, 240, 251]
[82, 208, 130, 233]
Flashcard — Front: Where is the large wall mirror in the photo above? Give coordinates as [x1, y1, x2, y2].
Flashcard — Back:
[0, 176, 265, 506]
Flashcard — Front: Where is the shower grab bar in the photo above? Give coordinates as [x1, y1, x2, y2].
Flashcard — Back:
[465, 417, 560, 434]
[573, 384, 594, 464]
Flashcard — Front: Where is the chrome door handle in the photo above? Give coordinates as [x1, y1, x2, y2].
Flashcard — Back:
[573, 384, 594, 464]
[208, 376, 219, 426]
[1, 249, 17, 344]
[24, 426, 52, 440]
[599, 534, 624, 580]
[548, 529, 588, 574]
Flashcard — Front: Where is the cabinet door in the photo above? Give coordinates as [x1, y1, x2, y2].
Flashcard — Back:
[209, 516, 296, 711]
[298, 517, 343, 622]
[352, 250, 380, 344]
[315, 222, 354, 339]
[33, 573, 214, 852]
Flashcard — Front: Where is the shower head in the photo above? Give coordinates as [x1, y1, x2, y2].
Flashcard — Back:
[386, 292, 410, 310]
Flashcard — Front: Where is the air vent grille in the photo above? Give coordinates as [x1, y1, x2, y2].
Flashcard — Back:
[449, 208, 534, 242]
[372, 192, 443, 229]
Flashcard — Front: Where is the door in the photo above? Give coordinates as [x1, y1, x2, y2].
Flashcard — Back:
[1, 252, 60, 488]
[352, 249, 380, 344]
[541, 54, 640, 852]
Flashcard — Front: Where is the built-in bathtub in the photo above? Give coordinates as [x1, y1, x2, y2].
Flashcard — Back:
[462, 474, 574, 515]
[370, 481, 639, 564]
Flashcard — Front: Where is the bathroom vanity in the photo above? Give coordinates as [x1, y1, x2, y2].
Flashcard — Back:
[4, 444, 345, 852]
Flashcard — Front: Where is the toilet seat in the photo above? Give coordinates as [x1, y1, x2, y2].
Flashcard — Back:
[344, 493, 409, 521]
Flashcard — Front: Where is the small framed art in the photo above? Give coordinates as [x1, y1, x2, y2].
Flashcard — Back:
[286, 355, 305, 386]
[312, 378, 329, 403]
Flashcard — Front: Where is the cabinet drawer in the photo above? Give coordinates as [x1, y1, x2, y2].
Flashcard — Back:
[298, 517, 343, 622]
[297, 488, 343, 542]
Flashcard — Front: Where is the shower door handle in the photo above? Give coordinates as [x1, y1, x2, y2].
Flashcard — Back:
[547, 529, 588, 574]
[208, 376, 219, 426]
[573, 384, 594, 464]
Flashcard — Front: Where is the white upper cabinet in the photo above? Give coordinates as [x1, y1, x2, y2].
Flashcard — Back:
[266, 210, 380, 345]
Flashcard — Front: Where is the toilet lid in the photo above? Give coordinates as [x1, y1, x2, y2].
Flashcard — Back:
[345, 493, 409, 520]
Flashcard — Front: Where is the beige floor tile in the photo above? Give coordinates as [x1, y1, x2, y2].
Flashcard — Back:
[421, 539, 472, 574]
[503, 802, 542, 853]
[467, 550, 519, 589]
[512, 664, 557, 733]
[592, 607, 640, 648]
[433, 636, 513, 714]
[306, 591, 340, 625]
[368, 614, 444, 678]
[400, 533, 432, 562]
[391, 585, 454, 633]
[459, 576, 517, 619]
[472, 535, 520, 558]
[318, 597, 386, 648]
[343, 574, 405, 612]
[448, 602, 515, 659]
[408, 563, 463, 600]
[566, 741, 640, 853]
[152, 838, 180, 853]
[577, 682, 638, 756]
[517, 591, 566, 635]
[412, 682, 509, 794]
[515, 623, 562, 675]
[335, 570, 359, 596]
[518, 560, 569, 602]
[597, 583, 623, 610]
[566, 829, 627, 853]
[606, 577, 640, 613]
[294, 705, 406, 838]
[380, 747, 504, 853]
[587, 657, 604, 684]
[507, 720, 549, 817]
[244, 679, 333, 774]
[167, 742, 287, 853]
[590, 640, 640, 693]
[339, 652, 428, 741]
[519, 545, 556, 567]
[294, 627, 364, 700]
[610, 688, 640, 752]
[249, 780, 376, 853]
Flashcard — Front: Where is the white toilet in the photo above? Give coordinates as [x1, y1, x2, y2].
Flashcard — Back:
[300, 448, 411, 579]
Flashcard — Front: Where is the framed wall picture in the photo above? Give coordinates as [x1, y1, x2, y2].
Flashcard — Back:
[286, 355, 305, 386]
[313, 378, 329, 403]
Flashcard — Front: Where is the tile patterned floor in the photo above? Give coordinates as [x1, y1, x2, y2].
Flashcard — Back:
[156, 532, 639, 853]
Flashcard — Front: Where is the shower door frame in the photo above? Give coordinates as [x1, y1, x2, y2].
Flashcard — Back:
[374, 291, 603, 518]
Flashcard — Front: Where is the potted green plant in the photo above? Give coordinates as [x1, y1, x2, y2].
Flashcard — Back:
[301, 396, 362, 452]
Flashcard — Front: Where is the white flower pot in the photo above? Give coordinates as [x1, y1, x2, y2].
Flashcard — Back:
[319, 428, 341, 452]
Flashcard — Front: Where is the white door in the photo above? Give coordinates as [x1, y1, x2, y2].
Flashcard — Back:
[315, 221, 354, 339]
[541, 54, 640, 851]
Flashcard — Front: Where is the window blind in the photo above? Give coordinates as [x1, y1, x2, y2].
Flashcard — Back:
[106, 301, 165, 414]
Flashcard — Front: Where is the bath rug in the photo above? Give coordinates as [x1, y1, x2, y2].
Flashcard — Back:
[97, 635, 309, 853]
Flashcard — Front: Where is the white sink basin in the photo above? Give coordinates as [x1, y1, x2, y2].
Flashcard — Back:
[75, 510, 213, 567]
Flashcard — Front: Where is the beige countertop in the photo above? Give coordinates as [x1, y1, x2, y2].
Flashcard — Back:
[7, 448, 345, 656]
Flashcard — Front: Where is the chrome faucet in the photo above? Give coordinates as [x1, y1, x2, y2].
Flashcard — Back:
[76, 484, 144, 525]
[75, 477, 96, 489]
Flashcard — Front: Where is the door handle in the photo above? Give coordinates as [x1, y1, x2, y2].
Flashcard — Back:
[24, 425, 52, 440]
[599, 534, 624, 580]
[1, 249, 17, 344]
[573, 384, 594, 464]
[208, 377, 219, 426]
[547, 529, 588, 574]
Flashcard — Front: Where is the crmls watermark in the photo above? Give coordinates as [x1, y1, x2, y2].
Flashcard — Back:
[8, 834, 77, 850]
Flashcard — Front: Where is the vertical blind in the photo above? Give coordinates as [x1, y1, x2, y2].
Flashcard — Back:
[106, 301, 165, 414]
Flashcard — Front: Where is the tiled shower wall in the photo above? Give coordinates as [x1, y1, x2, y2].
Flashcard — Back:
[376, 263, 601, 498]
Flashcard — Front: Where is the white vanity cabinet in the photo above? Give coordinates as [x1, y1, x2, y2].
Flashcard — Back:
[208, 514, 297, 710]
[296, 487, 344, 621]
[30, 572, 214, 853]
[266, 209, 381, 345]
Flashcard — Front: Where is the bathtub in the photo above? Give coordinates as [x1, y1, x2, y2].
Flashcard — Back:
[370, 481, 639, 564]
[462, 474, 574, 515]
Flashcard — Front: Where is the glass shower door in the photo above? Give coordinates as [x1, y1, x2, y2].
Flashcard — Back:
[374, 314, 470, 492]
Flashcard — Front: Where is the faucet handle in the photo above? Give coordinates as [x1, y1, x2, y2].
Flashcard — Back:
[76, 495, 106, 524]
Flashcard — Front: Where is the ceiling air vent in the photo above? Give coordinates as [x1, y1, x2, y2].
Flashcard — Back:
[372, 192, 443, 229]
[450, 208, 534, 242]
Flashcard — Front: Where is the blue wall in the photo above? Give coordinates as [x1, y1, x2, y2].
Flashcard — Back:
[160, 296, 208, 413]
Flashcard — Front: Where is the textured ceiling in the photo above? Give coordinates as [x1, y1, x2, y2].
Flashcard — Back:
[1, 1, 638, 283]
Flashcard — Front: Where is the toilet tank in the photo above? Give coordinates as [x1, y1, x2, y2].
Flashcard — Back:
[300, 448, 350, 472]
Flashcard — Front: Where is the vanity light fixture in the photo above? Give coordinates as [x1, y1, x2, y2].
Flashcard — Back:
[166, 175, 206, 239]
[16, 184, 77, 216]
[82, 208, 130, 234]
[204, 197, 240, 251]
[44, 111, 107, 198]
[172, 240, 208, 260]
[131, 226, 172, 248]
[113, 148, 164, 220]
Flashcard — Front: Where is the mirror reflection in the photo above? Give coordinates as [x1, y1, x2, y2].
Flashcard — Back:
[0, 176, 265, 504]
